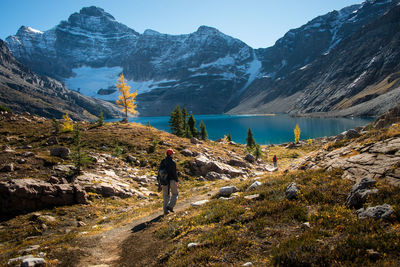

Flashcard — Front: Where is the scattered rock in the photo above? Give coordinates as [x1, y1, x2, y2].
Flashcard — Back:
[285, 142, 297, 149]
[126, 155, 137, 163]
[190, 137, 201, 144]
[0, 163, 14, 172]
[357, 204, 394, 220]
[22, 152, 35, 157]
[21, 257, 46, 267]
[366, 249, 381, 261]
[20, 245, 40, 255]
[46, 136, 58, 145]
[247, 181, 262, 191]
[244, 153, 255, 163]
[228, 157, 250, 168]
[47, 176, 68, 184]
[191, 200, 209, 207]
[77, 221, 86, 227]
[17, 158, 26, 164]
[7, 255, 34, 266]
[285, 182, 299, 200]
[187, 242, 200, 249]
[205, 171, 230, 181]
[50, 147, 70, 159]
[244, 194, 259, 200]
[345, 178, 378, 209]
[140, 159, 148, 167]
[219, 186, 238, 197]
[345, 189, 378, 209]
[53, 164, 74, 173]
[181, 149, 193, 157]
[344, 129, 360, 139]
[352, 178, 376, 192]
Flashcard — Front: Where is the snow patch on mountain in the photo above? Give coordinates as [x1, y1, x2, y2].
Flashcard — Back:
[239, 51, 262, 93]
[64, 66, 176, 101]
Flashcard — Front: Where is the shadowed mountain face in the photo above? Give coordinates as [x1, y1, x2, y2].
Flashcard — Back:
[0, 39, 122, 120]
[230, 2, 400, 117]
[5, 1, 400, 116]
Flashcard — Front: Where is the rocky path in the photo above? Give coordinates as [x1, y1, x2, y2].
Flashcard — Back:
[77, 188, 221, 267]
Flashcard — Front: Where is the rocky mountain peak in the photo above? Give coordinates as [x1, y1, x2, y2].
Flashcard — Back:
[78, 6, 115, 20]
[16, 26, 43, 36]
[195, 25, 220, 35]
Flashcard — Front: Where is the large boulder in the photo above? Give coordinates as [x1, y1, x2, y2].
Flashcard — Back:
[77, 172, 135, 198]
[357, 204, 394, 220]
[228, 157, 250, 168]
[0, 179, 88, 215]
[285, 182, 299, 200]
[219, 186, 238, 197]
[50, 147, 70, 159]
[345, 178, 377, 209]
[190, 155, 246, 178]
[21, 257, 46, 267]
[244, 154, 255, 163]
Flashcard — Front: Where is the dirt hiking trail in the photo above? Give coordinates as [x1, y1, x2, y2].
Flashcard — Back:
[76, 189, 218, 267]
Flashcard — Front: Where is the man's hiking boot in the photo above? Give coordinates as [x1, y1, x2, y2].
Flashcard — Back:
[166, 206, 174, 213]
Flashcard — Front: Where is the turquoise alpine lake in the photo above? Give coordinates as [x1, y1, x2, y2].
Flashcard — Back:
[107, 114, 374, 145]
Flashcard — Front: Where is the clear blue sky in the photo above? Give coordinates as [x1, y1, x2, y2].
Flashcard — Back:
[0, 0, 362, 48]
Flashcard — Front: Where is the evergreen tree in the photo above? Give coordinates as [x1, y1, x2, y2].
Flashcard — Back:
[169, 105, 184, 136]
[226, 132, 232, 142]
[181, 105, 188, 135]
[185, 124, 192, 138]
[199, 120, 208, 140]
[97, 112, 104, 126]
[52, 117, 60, 136]
[71, 124, 91, 176]
[254, 143, 262, 159]
[188, 113, 199, 137]
[246, 128, 256, 148]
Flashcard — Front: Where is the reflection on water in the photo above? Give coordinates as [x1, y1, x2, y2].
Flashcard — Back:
[107, 114, 374, 145]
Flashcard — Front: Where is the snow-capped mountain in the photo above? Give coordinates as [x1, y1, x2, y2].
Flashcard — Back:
[5, 0, 400, 116]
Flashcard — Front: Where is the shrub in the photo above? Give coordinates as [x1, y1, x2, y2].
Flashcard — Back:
[0, 105, 11, 113]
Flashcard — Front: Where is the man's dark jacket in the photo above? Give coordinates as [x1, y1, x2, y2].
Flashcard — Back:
[161, 155, 178, 182]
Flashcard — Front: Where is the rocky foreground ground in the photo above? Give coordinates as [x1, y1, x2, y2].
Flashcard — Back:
[0, 105, 400, 266]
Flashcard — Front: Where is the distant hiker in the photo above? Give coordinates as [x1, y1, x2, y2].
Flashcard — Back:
[157, 149, 179, 215]
[273, 155, 277, 168]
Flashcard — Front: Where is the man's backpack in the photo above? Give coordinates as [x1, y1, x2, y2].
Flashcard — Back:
[157, 159, 169, 186]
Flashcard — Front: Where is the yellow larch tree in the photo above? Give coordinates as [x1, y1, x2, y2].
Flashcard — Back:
[115, 74, 137, 122]
[62, 112, 73, 132]
[294, 124, 301, 143]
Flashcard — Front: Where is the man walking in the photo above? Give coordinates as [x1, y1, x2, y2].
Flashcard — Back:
[159, 149, 178, 215]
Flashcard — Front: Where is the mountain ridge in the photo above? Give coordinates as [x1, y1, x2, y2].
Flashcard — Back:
[5, 0, 400, 116]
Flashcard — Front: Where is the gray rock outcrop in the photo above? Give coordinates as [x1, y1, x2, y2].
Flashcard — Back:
[0, 179, 88, 214]
[285, 182, 299, 200]
[219, 186, 238, 197]
[190, 155, 246, 178]
[357, 204, 394, 220]
[345, 178, 378, 209]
